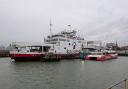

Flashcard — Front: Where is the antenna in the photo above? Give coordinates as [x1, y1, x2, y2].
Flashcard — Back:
[68, 25, 71, 31]
[49, 20, 52, 36]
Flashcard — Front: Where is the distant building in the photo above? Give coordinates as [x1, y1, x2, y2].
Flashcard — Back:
[0, 45, 5, 50]
[0, 45, 9, 57]
[106, 42, 118, 50]
[121, 46, 128, 50]
[86, 41, 102, 50]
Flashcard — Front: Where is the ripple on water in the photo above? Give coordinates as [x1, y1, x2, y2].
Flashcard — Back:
[0, 57, 128, 89]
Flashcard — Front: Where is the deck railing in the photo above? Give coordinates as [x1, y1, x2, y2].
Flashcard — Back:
[107, 79, 128, 89]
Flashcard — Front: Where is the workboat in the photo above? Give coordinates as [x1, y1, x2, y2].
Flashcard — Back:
[85, 51, 112, 61]
[9, 44, 51, 61]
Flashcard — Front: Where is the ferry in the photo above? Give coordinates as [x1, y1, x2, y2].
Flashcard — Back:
[9, 25, 86, 61]
[42, 26, 86, 60]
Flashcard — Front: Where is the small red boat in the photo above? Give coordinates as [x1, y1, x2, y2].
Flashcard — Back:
[106, 50, 118, 59]
[9, 45, 51, 61]
[85, 51, 113, 61]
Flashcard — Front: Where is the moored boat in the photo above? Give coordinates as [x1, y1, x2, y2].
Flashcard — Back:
[85, 51, 114, 61]
[105, 50, 118, 59]
[9, 25, 86, 61]
[40, 25, 86, 60]
[9, 44, 51, 61]
[85, 52, 106, 61]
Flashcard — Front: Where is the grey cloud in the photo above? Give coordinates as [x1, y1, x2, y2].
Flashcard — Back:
[0, 0, 128, 46]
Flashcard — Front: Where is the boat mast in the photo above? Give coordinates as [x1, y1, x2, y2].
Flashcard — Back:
[68, 25, 71, 31]
[49, 20, 53, 44]
[49, 20, 53, 37]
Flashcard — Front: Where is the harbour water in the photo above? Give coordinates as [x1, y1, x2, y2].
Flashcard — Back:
[0, 57, 128, 89]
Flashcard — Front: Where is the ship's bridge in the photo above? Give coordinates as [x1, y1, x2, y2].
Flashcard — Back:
[44, 30, 84, 44]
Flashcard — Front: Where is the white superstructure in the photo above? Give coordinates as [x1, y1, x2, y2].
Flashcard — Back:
[44, 28, 86, 54]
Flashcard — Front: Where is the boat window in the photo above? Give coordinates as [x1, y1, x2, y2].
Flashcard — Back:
[30, 46, 42, 52]
[51, 35, 65, 37]
[43, 46, 51, 52]
[91, 52, 103, 55]
[51, 38, 58, 41]
[108, 52, 116, 54]
[78, 41, 81, 43]
[59, 38, 66, 41]
[46, 40, 50, 42]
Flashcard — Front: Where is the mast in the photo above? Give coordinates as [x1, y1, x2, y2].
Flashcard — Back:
[68, 25, 71, 31]
[49, 20, 53, 37]
[49, 20, 53, 44]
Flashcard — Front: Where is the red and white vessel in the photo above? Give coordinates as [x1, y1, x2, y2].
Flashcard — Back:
[85, 51, 113, 61]
[104, 50, 118, 59]
[85, 49, 118, 61]
[9, 44, 51, 61]
[42, 27, 86, 60]
[9, 25, 86, 61]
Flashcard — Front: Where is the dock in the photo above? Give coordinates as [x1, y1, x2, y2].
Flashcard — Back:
[117, 50, 128, 56]
[0, 50, 9, 57]
[41, 53, 61, 62]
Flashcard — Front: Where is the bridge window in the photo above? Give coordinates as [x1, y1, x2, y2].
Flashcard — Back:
[59, 39, 66, 41]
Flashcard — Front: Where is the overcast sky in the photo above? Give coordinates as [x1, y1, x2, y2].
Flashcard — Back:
[0, 0, 128, 46]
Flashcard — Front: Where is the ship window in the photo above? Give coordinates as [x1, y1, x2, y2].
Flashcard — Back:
[43, 46, 50, 52]
[51, 38, 58, 41]
[78, 41, 81, 43]
[64, 47, 66, 49]
[52, 35, 65, 37]
[59, 39, 66, 41]
[69, 43, 71, 45]
[46, 40, 50, 42]
[29, 46, 42, 52]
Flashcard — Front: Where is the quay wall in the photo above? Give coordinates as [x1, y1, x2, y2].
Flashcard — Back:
[0, 50, 9, 57]
[117, 50, 128, 56]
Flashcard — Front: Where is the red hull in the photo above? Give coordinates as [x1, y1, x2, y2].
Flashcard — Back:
[85, 55, 112, 61]
[10, 53, 80, 61]
[9, 54, 42, 61]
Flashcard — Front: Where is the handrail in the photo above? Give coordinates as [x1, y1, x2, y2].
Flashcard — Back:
[107, 79, 127, 89]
